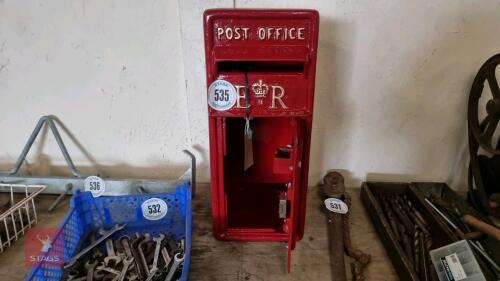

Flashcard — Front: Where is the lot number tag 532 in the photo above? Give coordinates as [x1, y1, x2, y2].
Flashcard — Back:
[141, 198, 168, 220]
[324, 198, 349, 214]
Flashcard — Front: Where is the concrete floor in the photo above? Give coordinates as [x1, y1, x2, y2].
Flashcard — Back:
[0, 184, 398, 280]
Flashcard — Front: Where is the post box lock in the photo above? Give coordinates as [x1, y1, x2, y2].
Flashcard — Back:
[204, 9, 319, 272]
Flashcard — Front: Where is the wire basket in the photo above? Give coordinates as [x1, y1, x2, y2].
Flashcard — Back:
[0, 183, 46, 252]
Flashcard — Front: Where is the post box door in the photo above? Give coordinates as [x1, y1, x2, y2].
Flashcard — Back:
[213, 116, 305, 239]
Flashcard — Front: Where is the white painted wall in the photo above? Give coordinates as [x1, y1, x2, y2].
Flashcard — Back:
[1, 0, 499, 188]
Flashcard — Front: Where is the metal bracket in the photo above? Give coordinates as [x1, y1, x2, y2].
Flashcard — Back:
[0, 116, 197, 197]
[0, 115, 88, 178]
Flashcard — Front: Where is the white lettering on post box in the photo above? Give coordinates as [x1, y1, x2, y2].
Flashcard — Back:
[216, 26, 306, 41]
[234, 80, 288, 109]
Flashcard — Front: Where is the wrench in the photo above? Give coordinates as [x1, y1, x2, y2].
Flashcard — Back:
[65, 224, 126, 269]
[85, 259, 98, 281]
[144, 269, 158, 281]
[102, 274, 117, 281]
[67, 269, 80, 280]
[116, 248, 126, 259]
[138, 233, 151, 278]
[150, 234, 165, 273]
[96, 263, 122, 276]
[93, 268, 106, 281]
[88, 233, 103, 259]
[161, 247, 172, 269]
[116, 257, 134, 281]
[100, 228, 122, 267]
[164, 253, 184, 281]
[130, 235, 147, 280]
[119, 236, 133, 259]
[127, 274, 139, 281]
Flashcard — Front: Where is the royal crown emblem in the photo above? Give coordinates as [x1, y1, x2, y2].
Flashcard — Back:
[252, 80, 269, 98]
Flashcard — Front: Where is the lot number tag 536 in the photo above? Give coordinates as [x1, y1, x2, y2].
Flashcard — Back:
[324, 198, 349, 214]
[141, 198, 168, 220]
[84, 176, 105, 197]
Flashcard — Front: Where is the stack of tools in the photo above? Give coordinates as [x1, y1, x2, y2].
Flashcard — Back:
[375, 193, 437, 281]
[424, 196, 500, 278]
[63, 226, 185, 281]
[320, 172, 371, 281]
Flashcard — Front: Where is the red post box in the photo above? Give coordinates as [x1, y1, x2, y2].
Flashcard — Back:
[203, 9, 319, 270]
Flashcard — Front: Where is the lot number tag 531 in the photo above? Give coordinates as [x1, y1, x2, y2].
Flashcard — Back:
[141, 198, 168, 220]
[324, 198, 349, 214]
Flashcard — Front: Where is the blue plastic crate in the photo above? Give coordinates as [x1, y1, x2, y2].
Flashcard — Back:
[26, 182, 192, 281]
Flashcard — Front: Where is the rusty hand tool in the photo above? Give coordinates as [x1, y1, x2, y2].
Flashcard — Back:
[64, 224, 126, 269]
[413, 229, 420, 275]
[419, 232, 430, 281]
[463, 214, 500, 241]
[85, 259, 98, 281]
[378, 195, 401, 242]
[320, 171, 347, 281]
[490, 193, 500, 216]
[343, 192, 371, 281]
[164, 253, 184, 281]
[130, 234, 147, 280]
[138, 233, 152, 279]
[399, 224, 414, 267]
[387, 197, 414, 235]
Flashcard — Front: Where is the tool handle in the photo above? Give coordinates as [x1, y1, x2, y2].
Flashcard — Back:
[463, 215, 500, 241]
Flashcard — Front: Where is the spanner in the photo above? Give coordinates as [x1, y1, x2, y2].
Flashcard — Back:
[137, 233, 151, 278]
[150, 234, 165, 273]
[130, 235, 147, 280]
[64, 224, 126, 269]
[164, 253, 184, 281]
[160, 247, 172, 269]
[96, 263, 121, 276]
[116, 257, 134, 281]
[85, 259, 98, 281]
[67, 269, 80, 280]
[119, 236, 133, 259]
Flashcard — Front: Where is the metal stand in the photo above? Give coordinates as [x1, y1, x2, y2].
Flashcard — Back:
[0, 116, 196, 196]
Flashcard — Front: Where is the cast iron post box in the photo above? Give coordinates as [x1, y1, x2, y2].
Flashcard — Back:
[203, 9, 319, 270]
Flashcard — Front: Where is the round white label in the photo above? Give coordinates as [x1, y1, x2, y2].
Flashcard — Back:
[324, 198, 349, 214]
[84, 176, 105, 197]
[141, 198, 168, 220]
[207, 79, 237, 111]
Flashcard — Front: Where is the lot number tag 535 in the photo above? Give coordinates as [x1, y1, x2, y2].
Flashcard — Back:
[324, 198, 349, 214]
[207, 79, 237, 111]
[141, 198, 168, 220]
